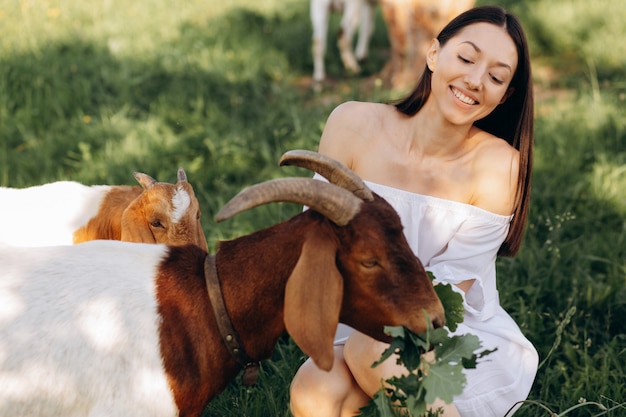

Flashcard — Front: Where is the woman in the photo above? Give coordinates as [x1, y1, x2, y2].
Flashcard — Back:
[289, 5, 538, 417]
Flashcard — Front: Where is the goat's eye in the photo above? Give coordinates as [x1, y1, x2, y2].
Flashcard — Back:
[196, 212, 201, 220]
[150, 220, 164, 229]
[361, 259, 379, 268]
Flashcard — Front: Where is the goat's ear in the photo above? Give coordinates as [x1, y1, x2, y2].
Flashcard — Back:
[134, 172, 157, 190]
[120, 201, 157, 243]
[284, 228, 342, 371]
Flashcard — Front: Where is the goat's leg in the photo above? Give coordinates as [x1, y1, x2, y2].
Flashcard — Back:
[337, 0, 361, 74]
[311, 0, 331, 83]
[354, 0, 375, 62]
[379, 0, 411, 87]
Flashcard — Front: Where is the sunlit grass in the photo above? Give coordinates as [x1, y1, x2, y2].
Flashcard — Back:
[589, 159, 626, 214]
[522, 0, 626, 83]
[0, 0, 297, 55]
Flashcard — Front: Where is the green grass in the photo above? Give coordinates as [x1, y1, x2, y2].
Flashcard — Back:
[1, 0, 624, 415]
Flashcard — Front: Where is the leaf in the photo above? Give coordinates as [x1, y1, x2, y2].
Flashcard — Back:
[384, 325, 408, 339]
[462, 347, 499, 369]
[374, 326, 428, 371]
[434, 333, 482, 364]
[372, 333, 405, 368]
[396, 331, 430, 370]
[405, 391, 429, 416]
[371, 390, 397, 417]
[422, 361, 467, 404]
[359, 389, 400, 417]
[363, 273, 498, 416]
[433, 281, 465, 332]
[426, 327, 453, 346]
[386, 374, 421, 399]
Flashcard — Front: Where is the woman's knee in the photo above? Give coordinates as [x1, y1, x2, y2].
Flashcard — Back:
[290, 350, 354, 417]
[290, 362, 324, 417]
[291, 358, 336, 399]
[343, 332, 407, 397]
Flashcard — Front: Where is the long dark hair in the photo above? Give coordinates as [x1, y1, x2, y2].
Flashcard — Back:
[393, 5, 533, 257]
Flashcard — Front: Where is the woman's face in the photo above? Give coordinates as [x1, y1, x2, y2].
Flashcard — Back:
[427, 22, 518, 126]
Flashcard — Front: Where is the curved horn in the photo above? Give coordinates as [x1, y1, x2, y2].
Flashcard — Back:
[215, 178, 363, 226]
[177, 167, 188, 183]
[134, 172, 157, 190]
[279, 150, 373, 201]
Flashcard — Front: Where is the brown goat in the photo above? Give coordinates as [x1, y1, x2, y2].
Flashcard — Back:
[161, 151, 445, 412]
[72, 168, 208, 251]
[0, 150, 444, 417]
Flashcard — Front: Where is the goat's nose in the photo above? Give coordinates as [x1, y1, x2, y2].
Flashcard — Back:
[433, 314, 446, 329]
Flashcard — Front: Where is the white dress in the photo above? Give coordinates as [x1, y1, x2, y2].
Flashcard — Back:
[335, 180, 539, 417]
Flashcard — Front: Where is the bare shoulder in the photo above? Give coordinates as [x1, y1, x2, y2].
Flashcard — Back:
[474, 130, 519, 167]
[471, 129, 520, 215]
[325, 101, 393, 130]
[318, 101, 396, 168]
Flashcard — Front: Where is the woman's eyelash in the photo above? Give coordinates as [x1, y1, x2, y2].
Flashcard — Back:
[458, 55, 471, 63]
[490, 74, 504, 84]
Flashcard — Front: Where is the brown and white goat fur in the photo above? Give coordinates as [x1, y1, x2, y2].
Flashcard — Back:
[0, 150, 444, 417]
[0, 168, 207, 251]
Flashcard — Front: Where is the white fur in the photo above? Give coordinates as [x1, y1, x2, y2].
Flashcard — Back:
[311, 0, 376, 84]
[170, 185, 191, 224]
[0, 241, 178, 417]
[0, 182, 111, 247]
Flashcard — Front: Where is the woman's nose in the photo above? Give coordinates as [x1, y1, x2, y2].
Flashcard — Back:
[464, 71, 482, 91]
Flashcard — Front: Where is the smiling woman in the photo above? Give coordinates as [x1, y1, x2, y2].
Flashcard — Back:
[428, 22, 519, 125]
[289, 5, 537, 417]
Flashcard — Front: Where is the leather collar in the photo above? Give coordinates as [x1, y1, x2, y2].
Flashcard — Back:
[204, 255, 259, 385]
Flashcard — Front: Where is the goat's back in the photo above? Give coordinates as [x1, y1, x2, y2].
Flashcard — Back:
[0, 182, 112, 247]
[0, 241, 178, 417]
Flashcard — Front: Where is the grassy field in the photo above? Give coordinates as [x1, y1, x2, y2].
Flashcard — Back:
[1, 0, 624, 415]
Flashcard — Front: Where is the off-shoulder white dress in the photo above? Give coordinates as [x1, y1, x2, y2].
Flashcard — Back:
[335, 180, 539, 417]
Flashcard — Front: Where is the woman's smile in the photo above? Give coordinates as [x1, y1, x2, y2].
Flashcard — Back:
[451, 86, 478, 105]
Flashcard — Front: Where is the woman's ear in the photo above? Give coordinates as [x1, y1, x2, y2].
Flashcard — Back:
[426, 38, 440, 72]
[499, 87, 515, 104]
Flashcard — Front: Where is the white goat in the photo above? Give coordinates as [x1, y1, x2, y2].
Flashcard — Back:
[0, 181, 111, 247]
[311, 0, 377, 87]
[0, 150, 445, 417]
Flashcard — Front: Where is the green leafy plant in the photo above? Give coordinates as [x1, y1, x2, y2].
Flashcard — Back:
[360, 277, 496, 417]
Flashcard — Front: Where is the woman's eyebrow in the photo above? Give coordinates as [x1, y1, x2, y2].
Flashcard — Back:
[460, 40, 513, 72]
